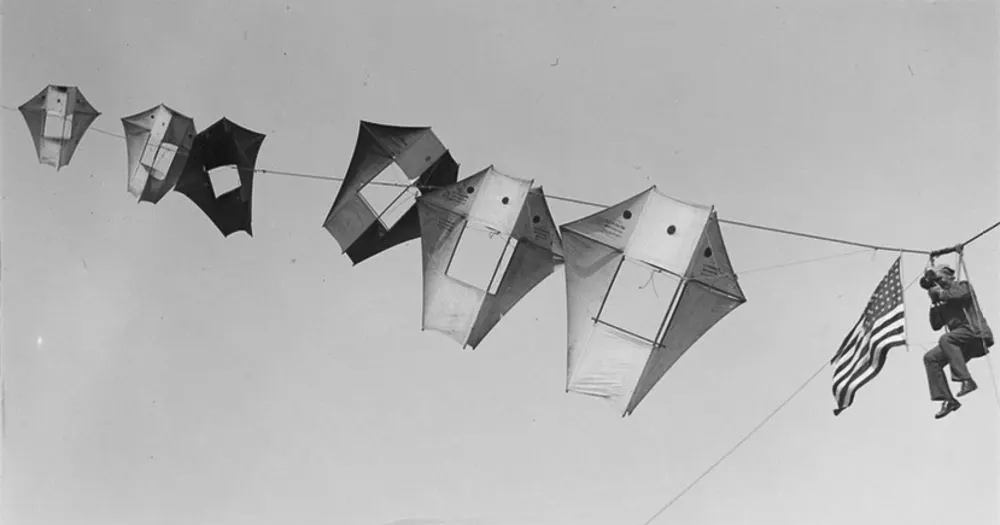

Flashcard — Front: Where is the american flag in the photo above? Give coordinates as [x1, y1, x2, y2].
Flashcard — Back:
[831, 257, 907, 416]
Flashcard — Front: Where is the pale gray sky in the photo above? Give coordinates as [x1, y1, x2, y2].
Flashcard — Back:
[2, 1, 998, 524]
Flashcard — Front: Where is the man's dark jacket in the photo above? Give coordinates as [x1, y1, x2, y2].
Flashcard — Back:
[930, 280, 994, 358]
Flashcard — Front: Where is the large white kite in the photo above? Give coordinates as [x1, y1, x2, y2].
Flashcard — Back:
[417, 166, 563, 349]
[561, 187, 746, 416]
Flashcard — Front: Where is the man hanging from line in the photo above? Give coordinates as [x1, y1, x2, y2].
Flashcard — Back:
[921, 261, 993, 419]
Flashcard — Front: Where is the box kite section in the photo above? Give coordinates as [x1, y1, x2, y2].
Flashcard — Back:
[18, 85, 100, 170]
[175, 118, 266, 237]
[417, 166, 563, 349]
[560, 186, 746, 416]
[121, 104, 196, 204]
[322, 121, 459, 265]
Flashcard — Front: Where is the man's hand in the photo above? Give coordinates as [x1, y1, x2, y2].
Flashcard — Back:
[928, 285, 943, 302]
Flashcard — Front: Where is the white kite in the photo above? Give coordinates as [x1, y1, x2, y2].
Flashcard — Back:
[561, 187, 746, 416]
[18, 85, 100, 170]
[121, 104, 196, 203]
[417, 166, 563, 349]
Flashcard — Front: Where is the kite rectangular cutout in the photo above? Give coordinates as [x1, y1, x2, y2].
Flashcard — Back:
[141, 142, 179, 180]
[358, 163, 418, 230]
[209, 168, 242, 196]
[597, 259, 681, 345]
[44, 113, 72, 140]
[447, 223, 518, 294]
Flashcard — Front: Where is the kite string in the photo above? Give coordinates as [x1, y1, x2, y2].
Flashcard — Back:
[224, 167, 998, 257]
[4, 104, 998, 254]
[737, 248, 871, 276]
[89, 127, 128, 139]
[251, 169, 942, 254]
[977, 347, 1000, 415]
[639, 359, 830, 525]
[644, 269, 923, 525]
[717, 218, 928, 255]
[962, 220, 1000, 247]
[981, 345, 1000, 416]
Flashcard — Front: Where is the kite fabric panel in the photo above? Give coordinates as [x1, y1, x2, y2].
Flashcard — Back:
[18, 85, 100, 170]
[322, 121, 459, 265]
[121, 104, 196, 204]
[561, 186, 746, 416]
[174, 118, 266, 237]
[417, 166, 564, 349]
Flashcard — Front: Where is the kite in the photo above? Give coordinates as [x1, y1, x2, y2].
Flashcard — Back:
[417, 166, 563, 349]
[121, 104, 196, 203]
[560, 187, 746, 416]
[322, 121, 459, 265]
[175, 118, 266, 237]
[18, 85, 100, 169]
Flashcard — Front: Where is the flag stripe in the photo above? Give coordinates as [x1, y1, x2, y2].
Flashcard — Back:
[831, 316, 864, 365]
[832, 307, 904, 397]
[836, 331, 905, 397]
[836, 339, 906, 410]
[833, 321, 904, 405]
[832, 309, 904, 374]
[832, 319, 867, 373]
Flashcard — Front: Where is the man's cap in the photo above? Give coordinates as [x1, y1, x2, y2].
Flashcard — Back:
[930, 263, 955, 277]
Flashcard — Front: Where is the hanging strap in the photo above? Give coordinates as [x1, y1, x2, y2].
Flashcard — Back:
[959, 258, 993, 351]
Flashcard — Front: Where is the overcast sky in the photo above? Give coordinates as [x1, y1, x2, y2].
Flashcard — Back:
[2, 1, 998, 524]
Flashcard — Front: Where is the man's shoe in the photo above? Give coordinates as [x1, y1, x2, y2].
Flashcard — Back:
[957, 379, 978, 397]
[934, 399, 961, 419]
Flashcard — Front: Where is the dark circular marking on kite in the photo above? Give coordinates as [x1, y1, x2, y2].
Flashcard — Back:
[704, 247, 713, 257]
[502, 196, 510, 205]
[623, 210, 632, 219]
[667, 225, 677, 235]
[466, 186, 475, 194]
[532, 215, 541, 224]
[425, 155, 432, 162]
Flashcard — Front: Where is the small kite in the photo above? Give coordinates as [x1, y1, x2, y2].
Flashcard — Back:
[323, 121, 459, 264]
[18, 85, 100, 169]
[560, 187, 746, 416]
[417, 166, 563, 349]
[175, 118, 266, 236]
[121, 104, 196, 203]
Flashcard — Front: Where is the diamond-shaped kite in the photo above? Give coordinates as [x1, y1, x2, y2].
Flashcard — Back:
[121, 104, 196, 203]
[561, 187, 746, 416]
[323, 121, 459, 265]
[175, 118, 266, 237]
[18, 85, 100, 169]
[417, 166, 563, 349]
